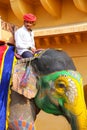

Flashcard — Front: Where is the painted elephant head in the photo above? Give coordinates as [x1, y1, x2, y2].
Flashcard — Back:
[30, 49, 87, 130]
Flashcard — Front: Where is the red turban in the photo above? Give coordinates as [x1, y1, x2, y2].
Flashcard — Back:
[23, 13, 36, 22]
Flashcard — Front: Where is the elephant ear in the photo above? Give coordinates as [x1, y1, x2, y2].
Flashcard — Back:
[12, 61, 38, 99]
[31, 48, 76, 75]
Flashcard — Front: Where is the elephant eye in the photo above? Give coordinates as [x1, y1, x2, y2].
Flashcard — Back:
[55, 81, 67, 95]
[58, 83, 65, 88]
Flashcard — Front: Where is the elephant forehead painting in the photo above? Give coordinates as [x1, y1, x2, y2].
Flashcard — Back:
[0, 44, 87, 130]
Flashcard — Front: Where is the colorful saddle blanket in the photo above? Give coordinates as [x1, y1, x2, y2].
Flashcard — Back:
[12, 59, 37, 99]
[0, 44, 15, 130]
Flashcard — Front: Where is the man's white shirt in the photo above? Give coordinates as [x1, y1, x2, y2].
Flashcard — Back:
[15, 25, 36, 55]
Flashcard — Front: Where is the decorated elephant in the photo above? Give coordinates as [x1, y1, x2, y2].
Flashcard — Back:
[0, 43, 86, 130]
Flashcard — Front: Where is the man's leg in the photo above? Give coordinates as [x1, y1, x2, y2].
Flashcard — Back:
[22, 51, 33, 58]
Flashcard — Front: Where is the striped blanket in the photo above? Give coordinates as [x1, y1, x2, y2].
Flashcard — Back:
[0, 44, 15, 130]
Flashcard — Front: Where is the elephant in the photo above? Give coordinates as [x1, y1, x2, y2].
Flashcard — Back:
[1, 43, 86, 130]
[31, 48, 87, 130]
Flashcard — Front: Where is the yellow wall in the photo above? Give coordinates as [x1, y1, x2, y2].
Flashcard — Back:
[1, 30, 12, 42]
[7, 6, 22, 26]
[0, 0, 87, 28]
[35, 0, 87, 28]
[35, 111, 71, 130]
[0, 4, 8, 21]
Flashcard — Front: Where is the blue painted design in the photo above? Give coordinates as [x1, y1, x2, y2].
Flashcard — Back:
[0, 46, 15, 130]
[26, 122, 29, 128]
[18, 120, 22, 126]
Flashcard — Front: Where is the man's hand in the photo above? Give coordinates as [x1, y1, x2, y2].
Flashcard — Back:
[31, 47, 36, 53]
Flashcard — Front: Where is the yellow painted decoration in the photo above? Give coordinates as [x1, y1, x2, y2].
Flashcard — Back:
[40, 0, 62, 17]
[58, 71, 87, 130]
[73, 0, 87, 13]
[10, 0, 34, 21]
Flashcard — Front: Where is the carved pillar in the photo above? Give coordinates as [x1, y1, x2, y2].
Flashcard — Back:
[43, 37, 50, 47]
[75, 34, 82, 43]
